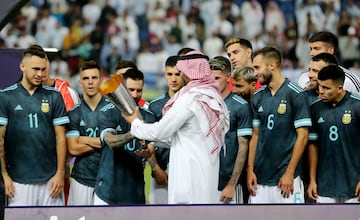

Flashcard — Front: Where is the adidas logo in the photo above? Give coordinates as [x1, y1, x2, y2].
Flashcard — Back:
[14, 105, 23, 111]
[80, 120, 86, 126]
[116, 125, 122, 132]
[317, 117, 325, 123]
[258, 106, 264, 112]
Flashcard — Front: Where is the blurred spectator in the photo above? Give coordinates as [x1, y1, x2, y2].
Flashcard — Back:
[50, 54, 70, 80]
[51, 20, 69, 49]
[203, 32, 225, 59]
[82, 0, 101, 28]
[16, 28, 37, 48]
[345, 0, 360, 20]
[241, 0, 264, 39]
[77, 35, 93, 61]
[264, 1, 286, 34]
[339, 26, 360, 68]
[323, 1, 339, 34]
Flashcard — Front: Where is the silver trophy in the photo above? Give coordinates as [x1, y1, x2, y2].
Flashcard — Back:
[99, 74, 143, 120]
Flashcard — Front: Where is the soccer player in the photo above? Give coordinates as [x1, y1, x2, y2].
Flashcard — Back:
[43, 58, 80, 205]
[225, 38, 262, 91]
[122, 50, 229, 204]
[66, 60, 103, 205]
[0, 45, 69, 206]
[305, 53, 339, 105]
[147, 55, 184, 204]
[94, 68, 156, 205]
[114, 60, 148, 108]
[210, 56, 252, 204]
[231, 66, 257, 104]
[297, 31, 360, 94]
[307, 65, 360, 203]
[247, 46, 312, 204]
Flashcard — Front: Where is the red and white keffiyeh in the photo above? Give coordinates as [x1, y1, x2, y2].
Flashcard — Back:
[162, 51, 230, 162]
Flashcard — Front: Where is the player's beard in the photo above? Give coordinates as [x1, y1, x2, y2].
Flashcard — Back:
[260, 69, 272, 85]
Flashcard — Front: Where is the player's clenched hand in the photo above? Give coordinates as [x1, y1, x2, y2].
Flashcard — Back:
[152, 166, 168, 186]
[3, 173, 15, 198]
[247, 170, 258, 196]
[49, 171, 64, 199]
[220, 184, 235, 203]
[306, 180, 318, 201]
[355, 181, 360, 201]
[278, 172, 294, 198]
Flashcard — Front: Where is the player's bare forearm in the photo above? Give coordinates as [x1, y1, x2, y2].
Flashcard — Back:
[55, 126, 67, 174]
[247, 127, 258, 172]
[285, 127, 309, 175]
[104, 132, 134, 148]
[148, 153, 159, 170]
[228, 136, 249, 186]
[308, 143, 318, 183]
[355, 181, 360, 200]
[79, 136, 101, 148]
[67, 137, 95, 156]
[0, 126, 7, 174]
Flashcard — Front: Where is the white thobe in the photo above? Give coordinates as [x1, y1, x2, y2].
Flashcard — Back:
[131, 92, 220, 204]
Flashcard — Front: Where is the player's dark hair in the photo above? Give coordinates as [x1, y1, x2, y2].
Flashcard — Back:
[318, 65, 345, 85]
[123, 68, 144, 82]
[80, 60, 101, 72]
[252, 46, 283, 67]
[23, 45, 47, 59]
[165, 56, 179, 67]
[311, 53, 338, 65]
[115, 60, 137, 71]
[225, 38, 252, 50]
[309, 31, 339, 50]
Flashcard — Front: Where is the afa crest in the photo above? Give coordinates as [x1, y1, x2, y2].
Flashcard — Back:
[277, 100, 287, 114]
[41, 99, 50, 113]
[342, 110, 351, 125]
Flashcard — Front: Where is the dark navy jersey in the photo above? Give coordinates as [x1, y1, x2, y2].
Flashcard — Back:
[252, 79, 312, 185]
[0, 83, 69, 183]
[309, 92, 360, 197]
[305, 89, 320, 106]
[94, 105, 155, 204]
[66, 97, 109, 187]
[219, 93, 252, 190]
[148, 92, 170, 170]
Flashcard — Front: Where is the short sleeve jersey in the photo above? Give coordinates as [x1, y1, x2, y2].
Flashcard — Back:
[66, 97, 109, 187]
[95, 105, 156, 204]
[148, 93, 170, 170]
[309, 92, 360, 197]
[0, 83, 69, 183]
[252, 79, 312, 185]
[218, 93, 253, 190]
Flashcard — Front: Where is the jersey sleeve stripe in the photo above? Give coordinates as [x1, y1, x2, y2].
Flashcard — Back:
[0, 117, 8, 126]
[294, 118, 312, 128]
[288, 82, 303, 93]
[308, 133, 318, 141]
[66, 130, 80, 138]
[252, 119, 260, 127]
[53, 116, 70, 126]
[237, 128, 252, 137]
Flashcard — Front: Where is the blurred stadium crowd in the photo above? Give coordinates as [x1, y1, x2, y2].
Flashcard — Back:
[1, 0, 359, 97]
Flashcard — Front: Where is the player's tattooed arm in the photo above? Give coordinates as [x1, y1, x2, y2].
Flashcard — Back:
[103, 131, 134, 148]
[0, 126, 7, 174]
[228, 136, 249, 185]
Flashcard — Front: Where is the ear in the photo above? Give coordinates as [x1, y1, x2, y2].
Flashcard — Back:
[250, 81, 257, 90]
[19, 61, 25, 72]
